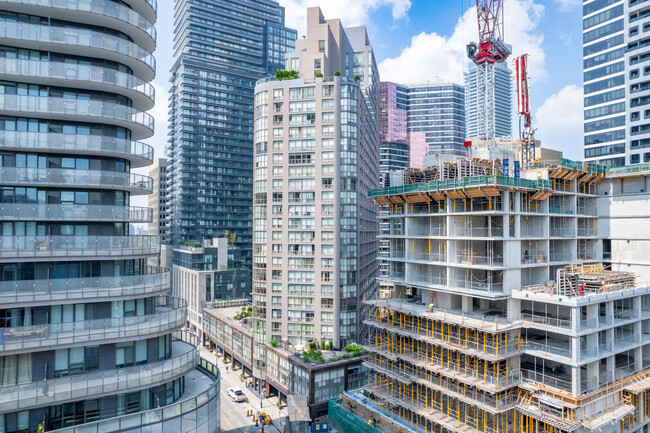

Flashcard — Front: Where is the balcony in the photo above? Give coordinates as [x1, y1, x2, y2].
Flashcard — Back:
[0, 235, 160, 261]
[0, 95, 154, 140]
[0, 131, 155, 167]
[0, 58, 155, 111]
[53, 355, 220, 433]
[0, 21, 155, 81]
[0, 338, 196, 413]
[2, 0, 156, 50]
[0, 296, 185, 354]
[0, 167, 153, 195]
[0, 204, 152, 223]
[0, 266, 170, 307]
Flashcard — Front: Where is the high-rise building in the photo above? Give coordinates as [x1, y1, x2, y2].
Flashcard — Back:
[331, 156, 650, 433]
[379, 82, 409, 176]
[0, 2, 220, 431]
[407, 82, 466, 165]
[583, 0, 649, 167]
[464, 61, 513, 141]
[252, 7, 380, 357]
[148, 158, 170, 244]
[166, 0, 297, 297]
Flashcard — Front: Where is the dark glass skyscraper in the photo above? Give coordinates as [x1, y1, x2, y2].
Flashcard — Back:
[167, 0, 297, 296]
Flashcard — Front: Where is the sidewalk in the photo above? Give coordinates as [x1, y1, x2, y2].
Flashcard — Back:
[200, 347, 289, 433]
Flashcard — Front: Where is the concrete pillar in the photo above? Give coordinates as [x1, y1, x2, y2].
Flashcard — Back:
[635, 347, 643, 372]
[606, 355, 615, 383]
[586, 362, 598, 391]
[507, 298, 520, 322]
[572, 366, 580, 395]
[462, 296, 473, 313]
[502, 191, 510, 239]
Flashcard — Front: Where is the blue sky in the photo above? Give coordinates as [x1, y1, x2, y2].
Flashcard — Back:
[144, 0, 585, 163]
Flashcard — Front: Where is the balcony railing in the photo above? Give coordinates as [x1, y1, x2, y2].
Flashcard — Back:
[0, 266, 170, 306]
[5, 0, 156, 43]
[0, 204, 152, 223]
[0, 131, 153, 166]
[0, 167, 153, 194]
[0, 296, 185, 353]
[0, 235, 160, 259]
[520, 369, 571, 393]
[0, 338, 196, 412]
[52, 356, 219, 433]
[0, 21, 155, 77]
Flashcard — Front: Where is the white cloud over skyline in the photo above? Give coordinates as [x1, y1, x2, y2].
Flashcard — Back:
[534, 84, 584, 159]
[378, 0, 546, 85]
[279, 0, 412, 37]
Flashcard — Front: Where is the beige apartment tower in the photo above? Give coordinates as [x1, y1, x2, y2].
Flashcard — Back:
[252, 7, 380, 374]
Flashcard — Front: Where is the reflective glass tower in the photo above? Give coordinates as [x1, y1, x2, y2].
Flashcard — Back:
[464, 62, 512, 142]
[167, 0, 297, 299]
[0, 1, 219, 431]
[583, 0, 650, 166]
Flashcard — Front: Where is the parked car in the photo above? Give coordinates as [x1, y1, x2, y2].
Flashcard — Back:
[228, 387, 246, 402]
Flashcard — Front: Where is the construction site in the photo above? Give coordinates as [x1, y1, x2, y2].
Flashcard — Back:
[328, 153, 650, 433]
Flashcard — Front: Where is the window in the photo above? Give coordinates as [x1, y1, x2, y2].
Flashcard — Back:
[314, 59, 321, 69]
[273, 89, 283, 100]
[631, 154, 641, 164]
[318, 40, 325, 52]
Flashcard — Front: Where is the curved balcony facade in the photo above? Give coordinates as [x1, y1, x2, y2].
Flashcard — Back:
[0, 204, 152, 223]
[0, 131, 154, 168]
[2, 0, 156, 51]
[0, 1, 194, 431]
[0, 21, 155, 81]
[0, 58, 155, 110]
[0, 167, 153, 195]
[0, 339, 197, 413]
[0, 95, 154, 140]
[52, 356, 221, 433]
[0, 296, 186, 354]
[0, 266, 170, 307]
[0, 235, 160, 260]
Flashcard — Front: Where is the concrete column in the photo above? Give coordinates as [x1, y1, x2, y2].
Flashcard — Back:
[586, 362, 598, 391]
[572, 366, 580, 395]
[502, 191, 510, 239]
[462, 296, 473, 313]
[635, 347, 643, 372]
[507, 298, 520, 322]
[606, 355, 615, 383]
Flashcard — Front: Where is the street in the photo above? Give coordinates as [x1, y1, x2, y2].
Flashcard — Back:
[201, 347, 287, 433]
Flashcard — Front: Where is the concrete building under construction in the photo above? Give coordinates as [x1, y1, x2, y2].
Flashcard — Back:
[330, 155, 650, 433]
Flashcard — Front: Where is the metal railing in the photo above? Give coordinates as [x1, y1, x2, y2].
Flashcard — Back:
[0, 21, 155, 73]
[0, 203, 152, 223]
[525, 340, 571, 357]
[0, 235, 160, 259]
[0, 266, 169, 305]
[0, 58, 154, 108]
[6, 0, 156, 41]
[52, 355, 220, 433]
[520, 313, 571, 329]
[0, 167, 153, 194]
[0, 296, 185, 352]
[368, 175, 551, 198]
[0, 338, 197, 412]
[520, 369, 572, 392]
[408, 252, 447, 263]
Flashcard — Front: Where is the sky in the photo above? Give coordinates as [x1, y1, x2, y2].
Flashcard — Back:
[141, 0, 586, 168]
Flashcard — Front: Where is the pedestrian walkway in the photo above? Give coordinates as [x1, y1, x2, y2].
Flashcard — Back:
[200, 347, 288, 433]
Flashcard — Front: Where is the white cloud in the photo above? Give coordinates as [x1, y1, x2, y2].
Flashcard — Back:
[278, 0, 411, 37]
[553, 0, 581, 11]
[378, 0, 546, 85]
[534, 84, 584, 159]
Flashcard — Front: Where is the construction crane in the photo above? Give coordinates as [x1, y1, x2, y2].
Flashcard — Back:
[467, 0, 512, 148]
[515, 54, 536, 169]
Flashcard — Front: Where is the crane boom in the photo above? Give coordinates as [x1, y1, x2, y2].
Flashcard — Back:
[515, 54, 536, 168]
[466, 0, 512, 148]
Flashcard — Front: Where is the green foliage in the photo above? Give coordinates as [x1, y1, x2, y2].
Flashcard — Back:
[234, 306, 252, 320]
[270, 338, 278, 348]
[334, 71, 341, 76]
[327, 341, 334, 350]
[275, 70, 298, 81]
[345, 343, 363, 352]
[315, 72, 323, 78]
[182, 241, 203, 247]
[353, 75, 361, 82]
